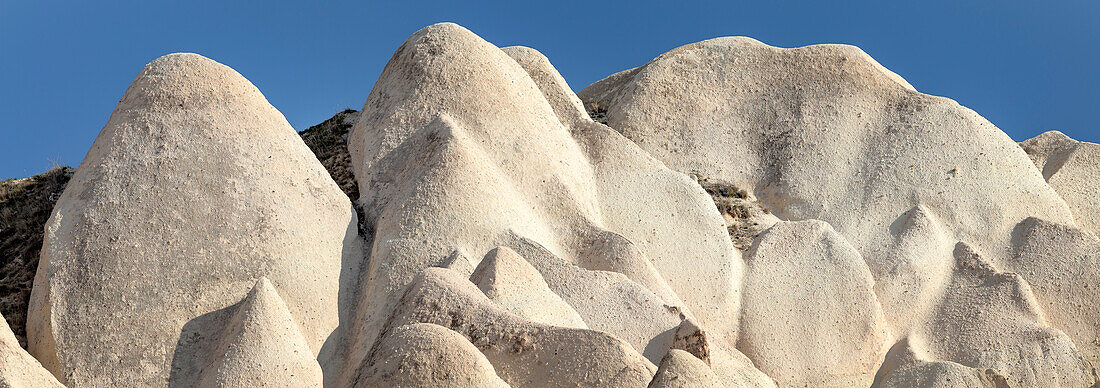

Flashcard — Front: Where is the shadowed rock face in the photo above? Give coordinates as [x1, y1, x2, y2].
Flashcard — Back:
[2, 21, 1098, 388]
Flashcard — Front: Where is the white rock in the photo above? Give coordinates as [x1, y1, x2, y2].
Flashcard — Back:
[1007, 217, 1100, 364]
[470, 247, 587, 329]
[579, 36, 1076, 321]
[26, 53, 360, 386]
[503, 45, 744, 342]
[648, 349, 722, 388]
[369, 267, 656, 387]
[194, 278, 323, 388]
[908, 243, 1096, 387]
[357, 323, 510, 388]
[738, 220, 889, 387]
[0, 314, 63, 387]
[879, 360, 1008, 388]
[339, 23, 742, 382]
[1020, 131, 1100, 234]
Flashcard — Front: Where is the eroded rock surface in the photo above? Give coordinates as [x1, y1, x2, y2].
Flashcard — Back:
[739, 220, 889, 387]
[1020, 130, 1100, 234]
[26, 53, 360, 386]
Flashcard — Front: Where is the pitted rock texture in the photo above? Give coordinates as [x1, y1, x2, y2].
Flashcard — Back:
[1, 22, 1097, 388]
[26, 53, 361, 387]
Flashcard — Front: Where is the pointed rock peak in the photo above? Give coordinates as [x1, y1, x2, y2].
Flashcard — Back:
[196, 277, 322, 387]
[648, 349, 718, 388]
[386, 267, 656, 387]
[952, 241, 1043, 314]
[1019, 130, 1082, 179]
[1020, 130, 1078, 152]
[469, 246, 588, 329]
[896, 205, 942, 234]
[1014, 216, 1099, 245]
[233, 277, 284, 321]
[470, 246, 540, 295]
[671, 318, 711, 365]
[426, 112, 465, 142]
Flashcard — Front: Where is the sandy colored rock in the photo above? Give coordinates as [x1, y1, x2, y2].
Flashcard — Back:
[878, 360, 1009, 388]
[738, 220, 889, 387]
[1008, 217, 1100, 364]
[579, 36, 1076, 327]
[875, 205, 955, 337]
[188, 278, 323, 387]
[340, 23, 741, 382]
[498, 237, 683, 364]
[1020, 131, 1100, 234]
[26, 53, 360, 386]
[470, 247, 587, 329]
[438, 249, 477, 278]
[502, 44, 743, 343]
[358, 267, 656, 387]
[648, 349, 721, 388]
[356, 323, 509, 388]
[659, 318, 777, 388]
[909, 243, 1096, 387]
[0, 314, 63, 387]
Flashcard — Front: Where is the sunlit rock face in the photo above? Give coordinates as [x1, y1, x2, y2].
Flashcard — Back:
[26, 53, 359, 386]
[5, 22, 1097, 387]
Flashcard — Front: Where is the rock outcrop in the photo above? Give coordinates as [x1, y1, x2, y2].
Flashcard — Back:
[0, 314, 62, 387]
[1020, 130, 1100, 234]
[356, 322, 510, 388]
[1, 21, 1096, 388]
[354, 267, 656, 387]
[469, 247, 587, 329]
[26, 53, 361, 386]
[739, 220, 889, 387]
[578, 35, 1075, 309]
[906, 243, 1095, 387]
[339, 22, 742, 384]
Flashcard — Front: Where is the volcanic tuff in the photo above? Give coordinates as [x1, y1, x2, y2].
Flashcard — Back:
[0, 22, 1095, 387]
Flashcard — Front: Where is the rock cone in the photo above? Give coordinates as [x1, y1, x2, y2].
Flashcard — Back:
[2, 21, 1096, 388]
[26, 53, 360, 386]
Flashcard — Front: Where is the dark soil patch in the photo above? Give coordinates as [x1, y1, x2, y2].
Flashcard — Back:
[691, 174, 772, 251]
[298, 109, 361, 200]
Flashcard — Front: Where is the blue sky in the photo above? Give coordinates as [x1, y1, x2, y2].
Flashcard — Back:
[2, 1, 1097, 179]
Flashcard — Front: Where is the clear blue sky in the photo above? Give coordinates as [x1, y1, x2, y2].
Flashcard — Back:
[2, 1, 1097, 179]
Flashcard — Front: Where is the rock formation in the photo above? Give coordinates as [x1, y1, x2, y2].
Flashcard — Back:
[1020, 130, 1100, 234]
[0, 314, 62, 387]
[192, 278, 323, 387]
[0, 21, 1094, 387]
[739, 220, 889, 387]
[26, 53, 361, 386]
